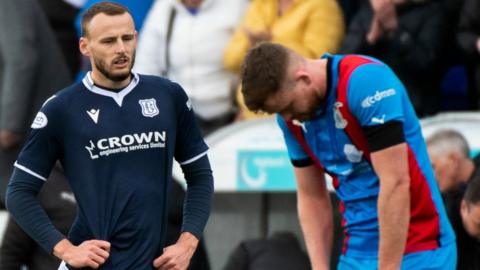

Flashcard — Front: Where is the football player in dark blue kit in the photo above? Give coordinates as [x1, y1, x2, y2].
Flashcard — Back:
[5, 2, 214, 270]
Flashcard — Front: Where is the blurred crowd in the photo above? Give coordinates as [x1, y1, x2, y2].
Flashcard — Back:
[0, 0, 480, 269]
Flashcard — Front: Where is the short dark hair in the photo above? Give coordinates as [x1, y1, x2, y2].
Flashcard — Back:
[464, 171, 480, 204]
[241, 43, 290, 112]
[81, 2, 131, 37]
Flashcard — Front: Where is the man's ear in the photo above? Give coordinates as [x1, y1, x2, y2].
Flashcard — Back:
[294, 70, 311, 85]
[79, 37, 91, 57]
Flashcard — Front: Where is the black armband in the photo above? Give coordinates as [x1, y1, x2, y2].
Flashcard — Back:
[362, 121, 405, 152]
[291, 158, 314, 167]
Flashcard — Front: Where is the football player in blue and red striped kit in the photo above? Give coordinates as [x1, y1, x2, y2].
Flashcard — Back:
[240, 42, 456, 270]
[6, 2, 213, 270]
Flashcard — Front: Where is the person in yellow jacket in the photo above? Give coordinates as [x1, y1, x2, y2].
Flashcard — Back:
[224, 0, 345, 120]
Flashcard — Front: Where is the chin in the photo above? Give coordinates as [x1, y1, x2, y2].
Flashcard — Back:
[109, 71, 131, 82]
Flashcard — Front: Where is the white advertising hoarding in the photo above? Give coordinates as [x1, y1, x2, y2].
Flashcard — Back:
[174, 113, 480, 192]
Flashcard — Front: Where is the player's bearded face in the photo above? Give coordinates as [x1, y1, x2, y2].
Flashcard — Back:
[81, 13, 137, 84]
[94, 50, 136, 82]
[263, 82, 320, 122]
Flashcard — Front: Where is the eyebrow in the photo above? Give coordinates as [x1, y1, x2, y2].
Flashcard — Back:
[99, 32, 135, 41]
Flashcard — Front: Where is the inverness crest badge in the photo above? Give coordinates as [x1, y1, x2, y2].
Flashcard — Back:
[333, 102, 348, 129]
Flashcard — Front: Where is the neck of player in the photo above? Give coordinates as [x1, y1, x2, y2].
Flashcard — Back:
[306, 58, 328, 100]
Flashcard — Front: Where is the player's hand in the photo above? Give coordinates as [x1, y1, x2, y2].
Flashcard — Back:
[153, 232, 199, 270]
[0, 130, 23, 150]
[54, 239, 111, 269]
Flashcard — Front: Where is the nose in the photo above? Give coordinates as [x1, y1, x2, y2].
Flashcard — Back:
[115, 39, 126, 54]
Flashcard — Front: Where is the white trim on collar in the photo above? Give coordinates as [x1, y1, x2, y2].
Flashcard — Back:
[82, 72, 140, 106]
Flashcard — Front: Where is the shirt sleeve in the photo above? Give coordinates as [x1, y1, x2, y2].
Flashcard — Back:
[276, 115, 312, 166]
[180, 155, 214, 239]
[172, 83, 209, 165]
[347, 62, 406, 128]
[15, 96, 61, 177]
[5, 96, 65, 253]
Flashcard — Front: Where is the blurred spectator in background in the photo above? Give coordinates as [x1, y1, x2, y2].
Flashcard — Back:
[0, 0, 71, 209]
[369, 0, 397, 32]
[460, 174, 480, 269]
[0, 164, 76, 270]
[427, 130, 476, 194]
[427, 129, 480, 270]
[457, 0, 480, 110]
[224, 0, 345, 120]
[135, 0, 248, 135]
[37, 0, 84, 77]
[223, 232, 310, 270]
[340, 0, 450, 117]
[337, 0, 363, 27]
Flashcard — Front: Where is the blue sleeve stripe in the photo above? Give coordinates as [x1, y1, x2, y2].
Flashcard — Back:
[179, 150, 209, 165]
[14, 162, 47, 181]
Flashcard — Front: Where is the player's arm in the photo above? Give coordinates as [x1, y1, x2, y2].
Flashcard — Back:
[348, 61, 411, 269]
[6, 102, 110, 269]
[153, 155, 213, 270]
[295, 165, 332, 270]
[155, 83, 214, 269]
[365, 122, 410, 270]
[7, 168, 111, 269]
[274, 116, 331, 269]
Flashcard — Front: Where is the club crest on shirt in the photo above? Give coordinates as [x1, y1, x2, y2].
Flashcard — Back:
[333, 102, 348, 129]
[139, 98, 159, 117]
[344, 144, 363, 163]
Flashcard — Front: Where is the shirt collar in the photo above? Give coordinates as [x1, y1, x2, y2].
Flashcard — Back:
[82, 72, 140, 107]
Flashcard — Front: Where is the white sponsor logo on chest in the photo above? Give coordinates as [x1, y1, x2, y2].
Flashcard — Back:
[85, 131, 166, 160]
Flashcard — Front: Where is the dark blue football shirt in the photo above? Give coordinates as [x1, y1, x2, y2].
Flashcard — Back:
[9, 72, 210, 269]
